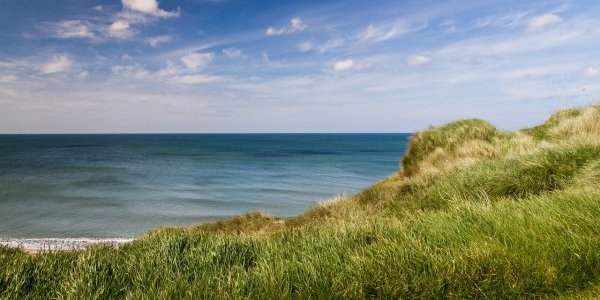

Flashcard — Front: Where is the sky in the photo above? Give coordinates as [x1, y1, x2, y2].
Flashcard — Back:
[0, 0, 599, 133]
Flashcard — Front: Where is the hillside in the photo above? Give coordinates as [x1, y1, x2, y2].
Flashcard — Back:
[2, 104, 600, 299]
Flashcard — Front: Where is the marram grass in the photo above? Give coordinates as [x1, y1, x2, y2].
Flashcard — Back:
[3, 104, 600, 299]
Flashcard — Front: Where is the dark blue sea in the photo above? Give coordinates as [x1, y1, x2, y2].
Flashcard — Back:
[0, 134, 410, 238]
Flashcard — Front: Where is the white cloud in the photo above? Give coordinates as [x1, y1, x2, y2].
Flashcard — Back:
[333, 59, 357, 72]
[156, 61, 180, 76]
[145, 35, 172, 47]
[476, 11, 531, 29]
[290, 17, 306, 31]
[0, 87, 18, 100]
[438, 29, 583, 58]
[358, 20, 426, 43]
[407, 55, 431, 66]
[107, 1, 178, 40]
[112, 58, 221, 85]
[297, 41, 313, 52]
[121, 0, 179, 18]
[49, 20, 95, 39]
[261, 52, 271, 64]
[319, 38, 345, 53]
[111, 64, 150, 79]
[43, 1, 178, 42]
[359, 25, 391, 42]
[505, 80, 593, 101]
[265, 27, 285, 36]
[40, 55, 72, 74]
[181, 52, 214, 71]
[527, 14, 562, 32]
[298, 38, 344, 53]
[172, 74, 221, 84]
[222, 48, 243, 59]
[584, 67, 599, 77]
[440, 20, 456, 32]
[108, 20, 133, 39]
[0, 75, 18, 83]
[266, 17, 307, 36]
[500, 64, 577, 80]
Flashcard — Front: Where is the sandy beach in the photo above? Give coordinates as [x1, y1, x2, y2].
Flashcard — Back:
[0, 238, 133, 252]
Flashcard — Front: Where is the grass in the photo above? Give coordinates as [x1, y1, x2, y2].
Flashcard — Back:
[2, 104, 600, 299]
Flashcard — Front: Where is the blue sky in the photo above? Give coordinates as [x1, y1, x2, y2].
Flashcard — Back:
[0, 0, 599, 133]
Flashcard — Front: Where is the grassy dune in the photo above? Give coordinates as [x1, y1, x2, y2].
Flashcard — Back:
[2, 104, 600, 299]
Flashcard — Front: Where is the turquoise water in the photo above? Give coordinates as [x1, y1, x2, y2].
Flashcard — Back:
[0, 134, 410, 238]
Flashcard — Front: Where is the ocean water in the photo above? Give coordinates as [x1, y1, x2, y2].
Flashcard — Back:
[0, 134, 410, 238]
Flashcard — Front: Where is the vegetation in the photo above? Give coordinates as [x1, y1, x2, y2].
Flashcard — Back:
[2, 104, 600, 299]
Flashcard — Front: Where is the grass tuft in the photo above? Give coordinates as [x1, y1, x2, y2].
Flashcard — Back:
[401, 119, 502, 176]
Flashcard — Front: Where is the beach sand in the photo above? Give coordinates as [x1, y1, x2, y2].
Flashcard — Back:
[0, 238, 133, 252]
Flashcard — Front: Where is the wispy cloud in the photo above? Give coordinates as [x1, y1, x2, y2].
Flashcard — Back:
[40, 55, 72, 74]
[180, 52, 214, 71]
[298, 38, 345, 53]
[43, 0, 179, 42]
[266, 17, 307, 36]
[297, 41, 313, 52]
[222, 48, 244, 59]
[527, 13, 563, 31]
[407, 55, 431, 66]
[46, 20, 96, 39]
[108, 20, 134, 39]
[172, 74, 221, 84]
[110, 50, 220, 86]
[358, 20, 427, 43]
[332, 59, 355, 72]
[145, 35, 173, 47]
[584, 67, 599, 77]
[0, 75, 18, 83]
[331, 59, 370, 72]
[475, 11, 532, 29]
[437, 27, 584, 58]
[111, 63, 150, 79]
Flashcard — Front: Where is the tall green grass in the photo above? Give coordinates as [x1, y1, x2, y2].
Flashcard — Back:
[2, 104, 600, 299]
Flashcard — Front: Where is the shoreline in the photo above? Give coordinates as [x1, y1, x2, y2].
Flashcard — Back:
[0, 238, 133, 252]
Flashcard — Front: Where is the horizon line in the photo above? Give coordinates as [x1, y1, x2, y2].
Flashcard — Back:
[0, 132, 414, 135]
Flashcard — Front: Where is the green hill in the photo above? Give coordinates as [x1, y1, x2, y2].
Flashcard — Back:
[2, 104, 600, 299]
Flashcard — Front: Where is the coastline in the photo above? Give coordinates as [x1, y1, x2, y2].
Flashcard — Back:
[2, 105, 600, 298]
[0, 134, 407, 239]
[0, 238, 133, 252]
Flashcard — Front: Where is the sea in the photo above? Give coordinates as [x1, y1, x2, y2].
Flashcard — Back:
[0, 134, 410, 238]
